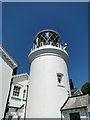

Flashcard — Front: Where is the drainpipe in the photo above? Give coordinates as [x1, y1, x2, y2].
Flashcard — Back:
[3, 78, 13, 119]
[61, 110, 63, 120]
[24, 84, 29, 120]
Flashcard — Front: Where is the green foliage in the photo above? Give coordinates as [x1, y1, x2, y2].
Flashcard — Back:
[81, 82, 90, 95]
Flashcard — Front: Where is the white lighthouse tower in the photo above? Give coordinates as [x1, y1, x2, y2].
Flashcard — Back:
[27, 30, 71, 118]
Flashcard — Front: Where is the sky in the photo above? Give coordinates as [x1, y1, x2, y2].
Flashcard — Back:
[2, 2, 88, 89]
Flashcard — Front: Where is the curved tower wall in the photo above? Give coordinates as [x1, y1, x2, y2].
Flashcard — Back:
[27, 30, 71, 118]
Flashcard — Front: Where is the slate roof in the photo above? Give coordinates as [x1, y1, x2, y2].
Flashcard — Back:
[61, 94, 89, 111]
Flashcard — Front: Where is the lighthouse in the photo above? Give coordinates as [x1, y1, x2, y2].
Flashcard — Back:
[27, 30, 71, 118]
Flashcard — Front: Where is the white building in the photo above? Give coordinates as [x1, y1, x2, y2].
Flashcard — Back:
[26, 30, 71, 118]
[5, 73, 29, 119]
[0, 45, 29, 119]
[69, 79, 83, 97]
[61, 94, 90, 120]
[71, 88, 83, 96]
[0, 45, 18, 119]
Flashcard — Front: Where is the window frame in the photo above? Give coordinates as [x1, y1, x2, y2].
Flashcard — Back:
[13, 85, 21, 97]
[56, 73, 64, 87]
[23, 89, 26, 99]
[8, 115, 13, 120]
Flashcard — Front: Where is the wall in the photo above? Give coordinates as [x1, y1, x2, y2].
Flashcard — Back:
[27, 46, 71, 118]
[62, 108, 89, 120]
[6, 74, 29, 118]
[0, 56, 13, 119]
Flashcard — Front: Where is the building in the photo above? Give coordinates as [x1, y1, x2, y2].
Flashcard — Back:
[69, 79, 83, 97]
[71, 88, 83, 96]
[61, 94, 90, 120]
[26, 30, 71, 118]
[0, 45, 18, 119]
[0, 45, 29, 119]
[5, 73, 29, 119]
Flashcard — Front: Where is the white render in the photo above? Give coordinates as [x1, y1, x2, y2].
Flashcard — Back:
[6, 73, 29, 119]
[0, 45, 18, 120]
[27, 30, 71, 118]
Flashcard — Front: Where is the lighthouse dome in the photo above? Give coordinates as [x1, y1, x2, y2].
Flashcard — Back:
[34, 29, 61, 48]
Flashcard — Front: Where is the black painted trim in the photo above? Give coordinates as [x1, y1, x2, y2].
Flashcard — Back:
[24, 85, 29, 120]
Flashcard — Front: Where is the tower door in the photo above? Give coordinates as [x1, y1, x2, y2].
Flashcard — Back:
[70, 112, 81, 120]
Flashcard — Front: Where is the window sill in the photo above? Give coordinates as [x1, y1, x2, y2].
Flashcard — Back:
[57, 85, 65, 88]
[11, 96, 21, 101]
[22, 99, 26, 102]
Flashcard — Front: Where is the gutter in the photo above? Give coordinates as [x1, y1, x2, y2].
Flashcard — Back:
[24, 85, 29, 120]
[12, 65, 19, 75]
[60, 97, 69, 120]
[61, 110, 63, 120]
[61, 106, 87, 112]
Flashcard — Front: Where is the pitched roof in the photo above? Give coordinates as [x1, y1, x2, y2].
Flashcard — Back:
[71, 88, 82, 96]
[71, 88, 78, 93]
[12, 73, 29, 86]
[61, 94, 89, 111]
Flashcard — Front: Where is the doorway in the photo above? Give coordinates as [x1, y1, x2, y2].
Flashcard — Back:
[70, 112, 81, 120]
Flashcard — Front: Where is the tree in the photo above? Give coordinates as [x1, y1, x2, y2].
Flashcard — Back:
[81, 82, 90, 95]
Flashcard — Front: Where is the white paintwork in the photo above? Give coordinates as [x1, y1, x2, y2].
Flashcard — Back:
[62, 108, 89, 120]
[6, 73, 29, 118]
[0, 46, 18, 119]
[1, 57, 13, 119]
[27, 45, 71, 118]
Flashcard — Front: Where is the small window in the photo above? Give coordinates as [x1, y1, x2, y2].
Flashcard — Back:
[13, 86, 21, 97]
[8, 115, 13, 120]
[57, 73, 63, 84]
[23, 90, 26, 99]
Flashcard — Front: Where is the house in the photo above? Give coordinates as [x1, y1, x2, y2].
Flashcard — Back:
[0, 45, 18, 119]
[69, 79, 83, 96]
[0, 45, 29, 119]
[5, 73, 29, 119]
[71, 88, 83, 96]
[61, 94, 90, 120]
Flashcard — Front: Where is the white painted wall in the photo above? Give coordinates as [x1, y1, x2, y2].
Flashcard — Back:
[0, 56, 13, 119]
[6, 74, 29, 119]
[10, 78, 27, 107]
[27, 45, 71, 118]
